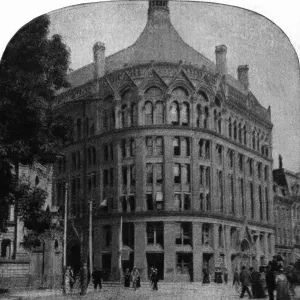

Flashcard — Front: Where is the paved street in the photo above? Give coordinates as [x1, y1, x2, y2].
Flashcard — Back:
[1, 283, 258, 300]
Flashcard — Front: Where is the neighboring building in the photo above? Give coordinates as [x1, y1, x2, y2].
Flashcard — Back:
[273, 155, 300, 265]
[54, 0, 275, 282]
[0, 163, 62, 288]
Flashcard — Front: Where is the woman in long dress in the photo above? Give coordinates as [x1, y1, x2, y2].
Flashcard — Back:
[124, 268, 131, 287]
[276, 267, 290, 300]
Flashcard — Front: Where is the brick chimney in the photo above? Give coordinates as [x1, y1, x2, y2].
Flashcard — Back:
[237, 65, 249, 91]
[93, 42, 106, 79]
[215, 45, 227, 75]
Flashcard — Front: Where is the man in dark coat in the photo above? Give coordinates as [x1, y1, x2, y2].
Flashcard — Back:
[151, 268, 159, 291]
[92, 268, 102, 291]
[240, 266, 253, 299]
[265, 265, 276, 300]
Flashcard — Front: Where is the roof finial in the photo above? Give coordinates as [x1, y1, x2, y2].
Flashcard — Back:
[148, 0, 169, 17]
[279, 154, 283, 169]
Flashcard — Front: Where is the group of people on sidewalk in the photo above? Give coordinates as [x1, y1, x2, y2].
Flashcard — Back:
[237, 255, 291, 299]
[65, 266, 103, 293]
[124, 266, 159, 291]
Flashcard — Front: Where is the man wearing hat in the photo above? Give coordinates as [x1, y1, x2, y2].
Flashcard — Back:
[131, 266, 140, 291]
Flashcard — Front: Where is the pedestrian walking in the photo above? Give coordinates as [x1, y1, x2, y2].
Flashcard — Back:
[275, 267, 290, 300]
[233, 268, 240, 285]
[151, 268, 159, 291]
[202, 267, 210, 284]
[251, 267, 265, 298]
[239, 266, 253, 299]
[92, 268, 102, 291]
[124, 268, 131, 287]
[223, 268, 228, 284]
[65, 266, 75, 293]
[149, 266, 154, 287]
[265, 265, 275, 300]
[131, 266, 140, 291]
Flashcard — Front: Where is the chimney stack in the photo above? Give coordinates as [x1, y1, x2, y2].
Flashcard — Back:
[93, 42, 106, 79]
[237, 65, 249, 91]
[215, 45, 227, 75]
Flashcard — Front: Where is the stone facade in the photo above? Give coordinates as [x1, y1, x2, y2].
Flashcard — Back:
[0, 163, 62, 289]
[54, 0, 275, 282]
[273, 156, 300, 264]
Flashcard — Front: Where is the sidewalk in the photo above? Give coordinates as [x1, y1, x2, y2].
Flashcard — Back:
[0, 282, 239, 300]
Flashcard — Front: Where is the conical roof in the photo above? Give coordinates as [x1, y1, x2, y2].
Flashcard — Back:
[105, 0, 216, 73]
[68, 0, 216, 87]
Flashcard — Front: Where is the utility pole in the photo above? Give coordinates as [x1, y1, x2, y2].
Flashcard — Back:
[89, 198, 93, 275]
[62, 179, 68, 295]
[80, 101, 89, 295]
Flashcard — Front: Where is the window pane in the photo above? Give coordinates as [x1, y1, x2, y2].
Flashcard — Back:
[156, 164, 163, 185]
[146, 137, 153, 156]
[146, 164, 153, 185]
[146, 194, 153, 210]
[156, 102, 164, 124]
[181, 103, 189, 126]
[174, 193, 181, 211]
[156, 137, 163, 155]
[145, 102, 153, 125]
[170, 102, 179, 124]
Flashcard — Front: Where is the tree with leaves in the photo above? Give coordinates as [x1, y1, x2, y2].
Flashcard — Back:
[0, 14, 73, 255]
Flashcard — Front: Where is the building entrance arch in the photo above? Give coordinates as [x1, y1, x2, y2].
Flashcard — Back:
[240, 239, 251, 267]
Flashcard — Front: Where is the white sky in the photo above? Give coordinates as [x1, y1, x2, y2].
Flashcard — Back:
[0, 0, 299, 173]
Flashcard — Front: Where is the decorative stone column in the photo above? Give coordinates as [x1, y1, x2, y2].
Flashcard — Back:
[111, 222, 122, 280]
[213, 223, 220, 271]
[224, 225, 232, 279]
[134, 222, 147, 281]
[137, 94, 144, 126]
[193, 222, 202, 281]
[135, 137, 146, 211]
[164, 222, 176, 281]
[192, 137, 200, 211]
[164, 136, 174, 211]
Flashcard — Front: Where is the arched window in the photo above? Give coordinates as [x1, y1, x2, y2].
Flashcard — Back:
[233, 121, 237, 140]
[243, 125, 247, 145]
[213, 110, 217, 130]
[76, 119, 82, 140]
[181, 102, 189, 126]
[218, 112, 222, 133]
[257, 132, 260, 151]
[170, 102, 179, 125]
[228, 118, 232, 138]
[196, 104, 202, 127]
[252, 131, 256, 149]
[215, 97, 221, 107]
[203, 107, 209, 129]
[238, 123, 242, 143]
[131, 103, 138, 127]
[145, 102, 153, 125]
[111, 107, 115, 129]
[145, 87, 163, 97]
[198, 91, 208, 102]
[155, 101, 164, 124]
[121, 105, 127, 128]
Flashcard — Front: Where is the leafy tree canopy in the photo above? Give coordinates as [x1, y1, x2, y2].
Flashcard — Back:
[0, 14, 73, 166]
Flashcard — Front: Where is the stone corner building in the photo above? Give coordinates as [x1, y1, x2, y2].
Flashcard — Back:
[54, 0, 275, 282]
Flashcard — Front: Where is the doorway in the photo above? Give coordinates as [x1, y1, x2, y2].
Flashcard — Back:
[102, 253, 111, 281]
[146, 253, 164, 280]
